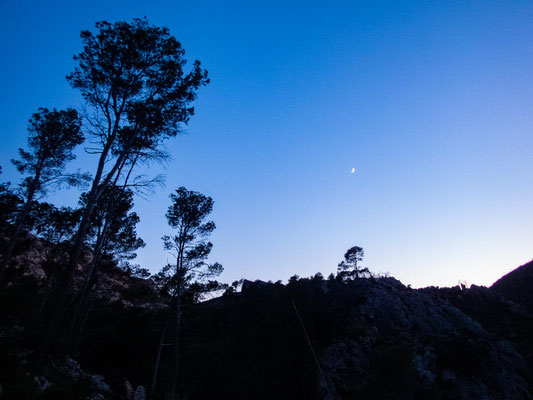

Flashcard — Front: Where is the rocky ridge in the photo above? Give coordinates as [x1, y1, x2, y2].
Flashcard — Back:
[1, 234, 532, 399]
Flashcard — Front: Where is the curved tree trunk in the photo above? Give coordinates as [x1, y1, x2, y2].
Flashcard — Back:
[34, 142, 124, 373]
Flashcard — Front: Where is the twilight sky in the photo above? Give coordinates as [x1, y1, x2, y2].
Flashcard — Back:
[1, 0, 532, 288]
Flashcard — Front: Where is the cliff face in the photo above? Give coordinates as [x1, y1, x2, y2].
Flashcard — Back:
[1, 236, 533, 400]
[317, 278, 527, 400]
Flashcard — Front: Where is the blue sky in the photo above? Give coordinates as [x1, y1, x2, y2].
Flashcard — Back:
[1, 0, 532, 287]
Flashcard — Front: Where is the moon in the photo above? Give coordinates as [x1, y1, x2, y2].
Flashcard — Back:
[351, 168, 355, 174]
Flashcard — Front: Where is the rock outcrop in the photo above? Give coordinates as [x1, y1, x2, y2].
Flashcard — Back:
[318, 277, 529, 399]
[491, 259, 533, 310]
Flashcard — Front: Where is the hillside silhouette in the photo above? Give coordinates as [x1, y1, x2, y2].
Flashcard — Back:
[1, 232, 532, 399]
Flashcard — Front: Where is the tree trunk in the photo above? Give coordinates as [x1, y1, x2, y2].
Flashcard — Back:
[65, 205, 111, 347]
[32, 241, 64, 325]
[33, 193, 98, 373]
[65, 247, 101, 354]
[33, 102, 135, 372]
[167, 290, 182, 400]
[69, 276, 99, 355]
[150, 316, 170, 400]
[35, 268, 55, 324]
[292, 300, 332, 397]
[34, 143, 123, 372]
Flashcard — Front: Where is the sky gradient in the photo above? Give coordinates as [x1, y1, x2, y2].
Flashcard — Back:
[1, 0, 532, 287]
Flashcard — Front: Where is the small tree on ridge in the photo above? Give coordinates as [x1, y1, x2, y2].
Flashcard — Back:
[337, 245, 370, 280]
